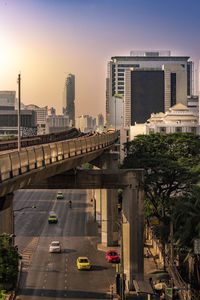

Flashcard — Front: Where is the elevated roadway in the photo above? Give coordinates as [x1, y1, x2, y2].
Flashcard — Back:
[0, 130, 118, 198]
[0, 130, 145, 293]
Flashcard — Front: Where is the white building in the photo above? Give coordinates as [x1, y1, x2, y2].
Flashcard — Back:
[75, 115, 96, 133]
[120, 103, 200, 162]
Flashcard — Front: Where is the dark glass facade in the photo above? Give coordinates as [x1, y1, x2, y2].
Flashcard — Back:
[0, 111, 36, 127]
[131, 70, 164, 124]
[171, 73, 176, 106]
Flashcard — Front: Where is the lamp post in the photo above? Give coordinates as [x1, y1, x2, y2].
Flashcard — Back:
[17, 73, 21, 152]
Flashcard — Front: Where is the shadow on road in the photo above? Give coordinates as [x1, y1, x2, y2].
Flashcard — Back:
[19, 287, 110, 298]
[62, 249, 76, 254]
[91, 265, 108, 271]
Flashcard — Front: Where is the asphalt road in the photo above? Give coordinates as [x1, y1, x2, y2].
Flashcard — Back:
[14, 189, 116, 300]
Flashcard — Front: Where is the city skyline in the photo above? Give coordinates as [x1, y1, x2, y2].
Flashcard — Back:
[0, 0, 200, 117]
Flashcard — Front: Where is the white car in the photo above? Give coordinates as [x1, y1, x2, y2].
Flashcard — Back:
[49, 241, 61, 253]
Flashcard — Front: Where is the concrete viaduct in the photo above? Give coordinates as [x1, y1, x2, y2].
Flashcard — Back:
[0, 132, 144, 291]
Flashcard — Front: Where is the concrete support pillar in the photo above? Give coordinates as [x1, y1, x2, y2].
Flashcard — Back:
[122, 184, 144, 290]
[98, 152, 119, 247]
[101, 189, 118, 246]
[0, 193, 14, 235]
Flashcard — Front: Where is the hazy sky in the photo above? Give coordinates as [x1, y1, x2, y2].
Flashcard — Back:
[0, 0, 200, 117]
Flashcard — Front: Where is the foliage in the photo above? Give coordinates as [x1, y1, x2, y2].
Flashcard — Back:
[84, 163, 93, 170]
[0, 233, 20, 289]
[1, 135, 15, 141]
[122, 133, 200, 219]
[172, 186, 200, 250]
[121, 132, 200, 248]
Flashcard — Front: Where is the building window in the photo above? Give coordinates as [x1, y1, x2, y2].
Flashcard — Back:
[118, 78, 124, 81]
[191, 127, 196, 134]
[118, 86, 124, 90]
[171, 73, 176, 106]
[160, 127, 166, 133]
[118, 73, 124, 76]
[175, 127, 182, 133]
[118, 69, 124, 72]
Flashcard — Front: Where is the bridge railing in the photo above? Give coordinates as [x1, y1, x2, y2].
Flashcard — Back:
[0, 131, 118, 183]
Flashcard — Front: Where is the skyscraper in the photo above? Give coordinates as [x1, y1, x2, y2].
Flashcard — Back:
[106, 50, 193, 127]
[63, 74, 75, 127]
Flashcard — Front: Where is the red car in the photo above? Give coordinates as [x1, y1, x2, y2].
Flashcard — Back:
[106, 250, 120, 263]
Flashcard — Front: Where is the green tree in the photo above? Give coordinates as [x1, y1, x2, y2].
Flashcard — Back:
[0, 233, 20, 289]
[122, 133, 200, 219]
[121, 133, 200, 271]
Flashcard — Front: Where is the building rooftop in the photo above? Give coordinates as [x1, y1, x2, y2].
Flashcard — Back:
[111, 56, 190, 62]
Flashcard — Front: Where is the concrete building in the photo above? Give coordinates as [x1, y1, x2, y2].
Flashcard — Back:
[25, 104, 48, 135]
[75, 115, 96, 133]
[0, 110, 37, 137]
[124, 64, 187, 126]
[106, 50, 193, 127]
[46, 115, 70, 134]
[0, 91, 15, 110]
[63, 74, 75, 127]
[97, 113, 104, 127]
[187, 95, 199, 117]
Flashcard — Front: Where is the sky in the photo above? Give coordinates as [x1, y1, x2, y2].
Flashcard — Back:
[0, 0, 200, 117]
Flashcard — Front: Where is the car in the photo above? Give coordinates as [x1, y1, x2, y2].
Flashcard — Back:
[77, 257, 91, 270]
[106, 250, 120, 263]
[57, 191, 64, 199]
[49, 241, 61, 253]
[48, 211, 58, 223]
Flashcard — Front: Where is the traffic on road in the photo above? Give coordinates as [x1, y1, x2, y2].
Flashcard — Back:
[14, 189, 116, 300]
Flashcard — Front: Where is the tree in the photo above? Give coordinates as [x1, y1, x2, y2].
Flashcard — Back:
[122, 133, 200, 219]
[121, 133, 200, 272]
[0, 233, 20, 290]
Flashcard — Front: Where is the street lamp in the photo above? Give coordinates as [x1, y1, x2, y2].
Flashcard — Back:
[17, 73, 21, 152]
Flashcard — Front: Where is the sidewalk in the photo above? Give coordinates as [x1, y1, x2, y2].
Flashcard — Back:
[98, 239, 162, 299]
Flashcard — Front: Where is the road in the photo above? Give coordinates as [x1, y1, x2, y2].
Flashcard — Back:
[14, 189, 116, 300]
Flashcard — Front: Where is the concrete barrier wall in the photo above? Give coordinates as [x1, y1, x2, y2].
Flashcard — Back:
[0, 131, 118, 184]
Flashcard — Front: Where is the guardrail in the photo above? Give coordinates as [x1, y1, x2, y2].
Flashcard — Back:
[0, 128, 81, 151]
[0, 131, 118, 184]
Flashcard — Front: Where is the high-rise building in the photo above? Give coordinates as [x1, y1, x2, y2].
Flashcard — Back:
[106, 50, 193, 127]
[97, 114, 104, 127]
[63, 74, 75, 127]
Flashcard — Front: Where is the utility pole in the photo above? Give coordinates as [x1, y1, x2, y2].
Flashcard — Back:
[17, 73, 21, 152]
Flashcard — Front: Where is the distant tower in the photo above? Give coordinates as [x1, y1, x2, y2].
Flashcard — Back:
[63, 74, 75, 127]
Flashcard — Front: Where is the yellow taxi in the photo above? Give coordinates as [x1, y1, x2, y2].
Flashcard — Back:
[57, 191, 64, 199]
[77, 257, 91, 270]
[48, 211, 58, 224]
